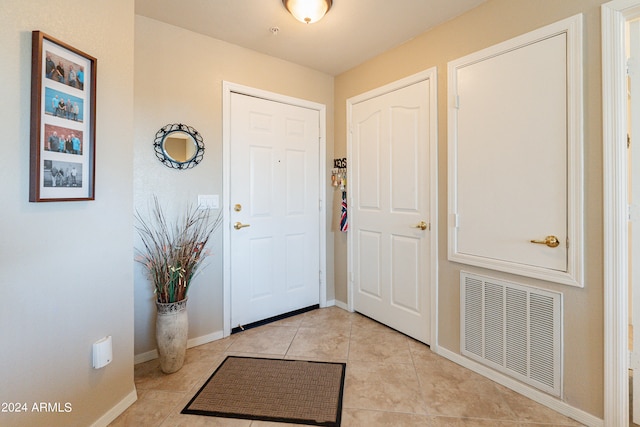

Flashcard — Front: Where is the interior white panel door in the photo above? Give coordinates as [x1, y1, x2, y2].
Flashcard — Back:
[351, 80, 431, 344]
[230, 92, 320, 328]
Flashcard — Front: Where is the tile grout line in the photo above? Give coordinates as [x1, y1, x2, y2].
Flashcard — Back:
[283, 319, 301, 358]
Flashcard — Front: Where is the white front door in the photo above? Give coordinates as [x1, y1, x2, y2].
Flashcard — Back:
[349, 78, 433, 344]
[229, 92, 320, 329]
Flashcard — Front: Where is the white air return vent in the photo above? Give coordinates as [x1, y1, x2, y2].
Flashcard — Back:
[460, 271, 562, 396]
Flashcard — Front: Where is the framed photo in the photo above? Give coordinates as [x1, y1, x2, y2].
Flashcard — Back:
[29, 31, 96, 202]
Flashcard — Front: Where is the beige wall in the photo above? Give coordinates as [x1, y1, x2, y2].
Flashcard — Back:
[0, 1, 135, 426]
[133, 16, 335, 355]
[334, 0, 606, 418]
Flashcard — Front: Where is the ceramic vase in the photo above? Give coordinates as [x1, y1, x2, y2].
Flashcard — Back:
[155, 298, 188, 374]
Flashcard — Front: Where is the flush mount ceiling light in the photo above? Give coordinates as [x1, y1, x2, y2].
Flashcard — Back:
[282, 0, 333, 24]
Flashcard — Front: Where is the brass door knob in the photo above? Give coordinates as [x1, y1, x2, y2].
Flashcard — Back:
[530, 235, 560, 248]
[414, 221, 428, 231]
[234, 222, 250, 230]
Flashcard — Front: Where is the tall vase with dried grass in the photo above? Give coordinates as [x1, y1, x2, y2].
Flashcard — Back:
[135, 197, 221, 373]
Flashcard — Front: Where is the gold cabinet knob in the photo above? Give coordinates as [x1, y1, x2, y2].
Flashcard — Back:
[530, 235, 560, 248]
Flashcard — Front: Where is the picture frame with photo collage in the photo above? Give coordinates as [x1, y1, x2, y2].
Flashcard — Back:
[29, 31, 96, 202]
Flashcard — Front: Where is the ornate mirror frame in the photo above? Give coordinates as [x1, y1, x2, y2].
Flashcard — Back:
[153, 123, 204, 169]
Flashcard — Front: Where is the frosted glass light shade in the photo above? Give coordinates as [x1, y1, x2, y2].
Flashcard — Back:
[282, 0, 332, 24]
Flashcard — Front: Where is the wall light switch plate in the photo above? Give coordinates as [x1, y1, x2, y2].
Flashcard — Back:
[198, 195, 219, 210]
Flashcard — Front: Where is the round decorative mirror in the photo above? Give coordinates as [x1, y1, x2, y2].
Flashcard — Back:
[153, 123, 204, 169]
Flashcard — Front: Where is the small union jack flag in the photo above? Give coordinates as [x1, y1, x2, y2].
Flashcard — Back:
[340, 191, 348, 232]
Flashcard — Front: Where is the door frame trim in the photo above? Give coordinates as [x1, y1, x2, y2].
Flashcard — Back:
[603, 1, 640, 425]
[345, 68, 439, 349]
[222, 81, 327, 337]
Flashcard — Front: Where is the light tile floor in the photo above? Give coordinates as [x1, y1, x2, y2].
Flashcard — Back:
[110, 307, 584, 426]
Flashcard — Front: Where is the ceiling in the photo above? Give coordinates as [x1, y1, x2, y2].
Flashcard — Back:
[135, 0, 486, 76]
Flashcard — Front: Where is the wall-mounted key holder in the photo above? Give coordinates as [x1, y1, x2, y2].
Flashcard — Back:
[331, 158, 347, 190]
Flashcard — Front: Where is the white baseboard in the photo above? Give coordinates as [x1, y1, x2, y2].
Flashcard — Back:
[134, 348, 158, 365]
[435, 347, 603, 427]
[134, 330, 225, 365]
[90, 388, 137, 427]
[332, 299, 349, 311]
[188, 330, 224, 348]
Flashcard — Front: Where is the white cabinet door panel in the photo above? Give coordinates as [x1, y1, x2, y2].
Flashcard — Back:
[448, 15, 583, 286]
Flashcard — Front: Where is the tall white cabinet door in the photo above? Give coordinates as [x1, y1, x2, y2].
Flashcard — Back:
[351, 80, 432, 344]
[230, 92, 320, 329]
[448, 15, 583, 287]
[455, 35, 567, 270]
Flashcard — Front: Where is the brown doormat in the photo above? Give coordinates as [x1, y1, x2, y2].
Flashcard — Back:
[182, 356, 346, 426]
